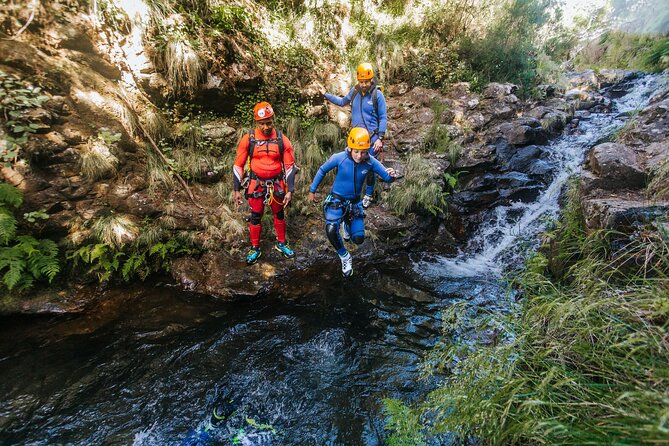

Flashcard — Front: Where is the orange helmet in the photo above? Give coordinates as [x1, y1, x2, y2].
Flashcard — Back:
[347, 127, 370, 150]
[356, 63, 374, 80]
[253, 102, 274, 121]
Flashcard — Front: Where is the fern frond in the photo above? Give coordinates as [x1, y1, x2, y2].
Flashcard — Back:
[0, 183, 23, 208]
[0, 211, 17, 245]
[2, 256, 26, 290]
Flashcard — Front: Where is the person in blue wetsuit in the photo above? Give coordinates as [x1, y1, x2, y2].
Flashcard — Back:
[320, 62, 388, 209]
[308, 127, 398, 277]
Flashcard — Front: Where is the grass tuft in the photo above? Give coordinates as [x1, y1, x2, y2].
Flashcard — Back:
[385, 153, 447, 216]
[80, 138, 118, 180]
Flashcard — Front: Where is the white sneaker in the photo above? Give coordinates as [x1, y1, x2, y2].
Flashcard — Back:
[339, 252, 353, 277]
[341, 223, 351, 242]
[362, 194, 372, 209]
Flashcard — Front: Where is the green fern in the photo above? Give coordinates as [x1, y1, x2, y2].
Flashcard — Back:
[0, 184, 59, 291]
[0, 183, 23, 208]
[0, 209, 18, 245]
[0, 254, 25, 290]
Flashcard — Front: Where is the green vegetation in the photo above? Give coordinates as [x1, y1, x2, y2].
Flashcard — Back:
[0, 184, 59, 292]
[385, 154, 449, 216]
[67, 214, 195, 282]
[385, 181, 669, 444]
[0, 70, 49, 165]
[648, 161, 669, 201]
[80, 131, 121, 180]
[422, 102, 463, 165]
[575, 31, 669, 72]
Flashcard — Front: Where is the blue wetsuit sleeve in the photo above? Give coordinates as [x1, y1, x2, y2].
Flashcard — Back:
[324, 88, 353, 107]
[309, 154, 339, 193]
[377, 92, 388, 137]
[371, 157, 394, 183]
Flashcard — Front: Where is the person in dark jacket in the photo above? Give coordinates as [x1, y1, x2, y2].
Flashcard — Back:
[308, 128, 398, 277]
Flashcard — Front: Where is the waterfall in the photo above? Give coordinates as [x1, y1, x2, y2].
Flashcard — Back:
[416, 74, 666, 281]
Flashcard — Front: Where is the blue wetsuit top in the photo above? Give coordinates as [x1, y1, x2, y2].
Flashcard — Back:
[309, 150, 394, 200]
[324, 85, 388, 140]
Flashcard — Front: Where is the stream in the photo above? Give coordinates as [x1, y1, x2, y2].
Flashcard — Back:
[0, 74, 663, 446]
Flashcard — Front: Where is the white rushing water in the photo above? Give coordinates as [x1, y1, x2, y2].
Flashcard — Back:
[417, 74, 666, 280]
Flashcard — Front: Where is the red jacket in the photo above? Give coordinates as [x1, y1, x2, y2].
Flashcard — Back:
[233, 128, 295, 192]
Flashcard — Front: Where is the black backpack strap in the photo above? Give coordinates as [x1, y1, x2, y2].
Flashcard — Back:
[371, 86, 379, 119]
[247, 130, 256, 160]
[276, 130, 285, 160]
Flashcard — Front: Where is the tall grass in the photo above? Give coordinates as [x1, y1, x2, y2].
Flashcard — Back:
[80, 138, 119, 180]
[385, 181, 669, 444]
[648, 161, 669, 201]
[385, 153, 447, 216]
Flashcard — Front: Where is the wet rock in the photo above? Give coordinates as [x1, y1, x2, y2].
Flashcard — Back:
[582, 196, 669, 231]
[624, 95, 669, 143]
[456, 143, 496, 171]
[494, 118, 549, 146]
[508, 144, 545, 169]
[463, 171, 538, 192]
[0, 287, 92, 315]
[450, 190, 500, 209]
[588, 143, 646, 190]
[498, 184, 543, 203]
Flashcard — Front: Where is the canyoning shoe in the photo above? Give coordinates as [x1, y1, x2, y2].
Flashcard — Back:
[274, 241, 296, 258]
[341, 223, 351, 242]
[339, 252, 353, 277]
[246, 247, 262, 265]
[362, 194, 373, 209]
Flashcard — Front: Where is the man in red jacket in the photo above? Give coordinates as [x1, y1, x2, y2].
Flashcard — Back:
[233, 102, 296, 264]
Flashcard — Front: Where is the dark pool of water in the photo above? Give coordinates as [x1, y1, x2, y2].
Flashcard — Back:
[0, 271, 507, 446]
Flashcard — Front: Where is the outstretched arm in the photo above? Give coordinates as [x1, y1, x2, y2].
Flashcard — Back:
[371, 157, 396, 183]
[324, 87, 354, 107]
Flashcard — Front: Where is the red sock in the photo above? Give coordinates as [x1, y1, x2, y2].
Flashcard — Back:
[249, 224, 261, 247]
[273, 217, 286, 243]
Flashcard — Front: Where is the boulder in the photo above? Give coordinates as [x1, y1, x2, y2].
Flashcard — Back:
[387, 83, 410, 96]
[567, 70, 599, 89]
[507, 145, 550, 173]
[201, 119, 236, 141]
[495, 118, 549, 146]
[588, 143, 646, 190]
[482, 82, 517, 99]
[448, 82, 471, 99]
[582, 197, 669, 231]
